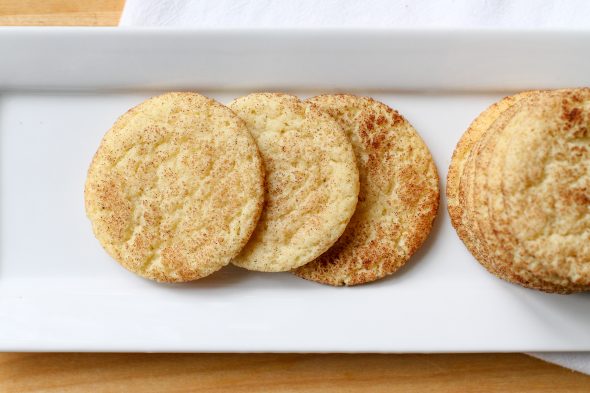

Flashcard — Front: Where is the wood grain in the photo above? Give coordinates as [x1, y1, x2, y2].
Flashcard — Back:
[0, 0, 124, 26]
[0, 1, 589, 392]
[1, 353, 589, 393]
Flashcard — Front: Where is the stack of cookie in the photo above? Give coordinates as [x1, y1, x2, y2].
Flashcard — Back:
[85, 92, 439, 285]
[448, 88, 590, 293]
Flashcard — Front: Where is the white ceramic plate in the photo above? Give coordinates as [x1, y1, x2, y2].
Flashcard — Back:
[0, 28, 589, 352]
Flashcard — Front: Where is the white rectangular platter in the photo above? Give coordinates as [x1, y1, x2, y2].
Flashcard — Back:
[0, 28, 589, 352]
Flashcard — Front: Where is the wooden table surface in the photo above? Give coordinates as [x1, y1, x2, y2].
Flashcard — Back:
[1, 1, 589, 392]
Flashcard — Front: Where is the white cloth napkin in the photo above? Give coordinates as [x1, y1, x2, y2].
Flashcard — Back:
[120, 0, 590, 28]
[119, 0, 590, 375]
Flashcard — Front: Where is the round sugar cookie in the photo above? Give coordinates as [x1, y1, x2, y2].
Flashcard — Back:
[451, 91, 576, 292]
[449, 89, 590, 293]
[294, 94, 439, 286]
[489, 89, 590, 291]
[474, 91, 579, 293]
[229, 93, 359, 272]
[85, 92, 265, 282]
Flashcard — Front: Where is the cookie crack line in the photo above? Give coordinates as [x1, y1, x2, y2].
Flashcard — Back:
[120, 139, 195, 245]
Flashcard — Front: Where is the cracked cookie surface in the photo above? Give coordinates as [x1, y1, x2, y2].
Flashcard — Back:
[448, 89, 590, 293]
[294, 94, 439, 286]
[489, 89, 590, 289]
[229, 93, 359, 272]
[85, 92, 265, 282]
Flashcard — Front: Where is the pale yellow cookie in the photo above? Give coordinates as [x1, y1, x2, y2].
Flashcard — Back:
[449, 89, 590, 293]
[294, 94, 439, 286]
[491, 89, 590, 290]
[478, 91, 579, 293]
[229, 93, 359, 272]
[85, 92, 265, 282]
[452, 91, 575, 292]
